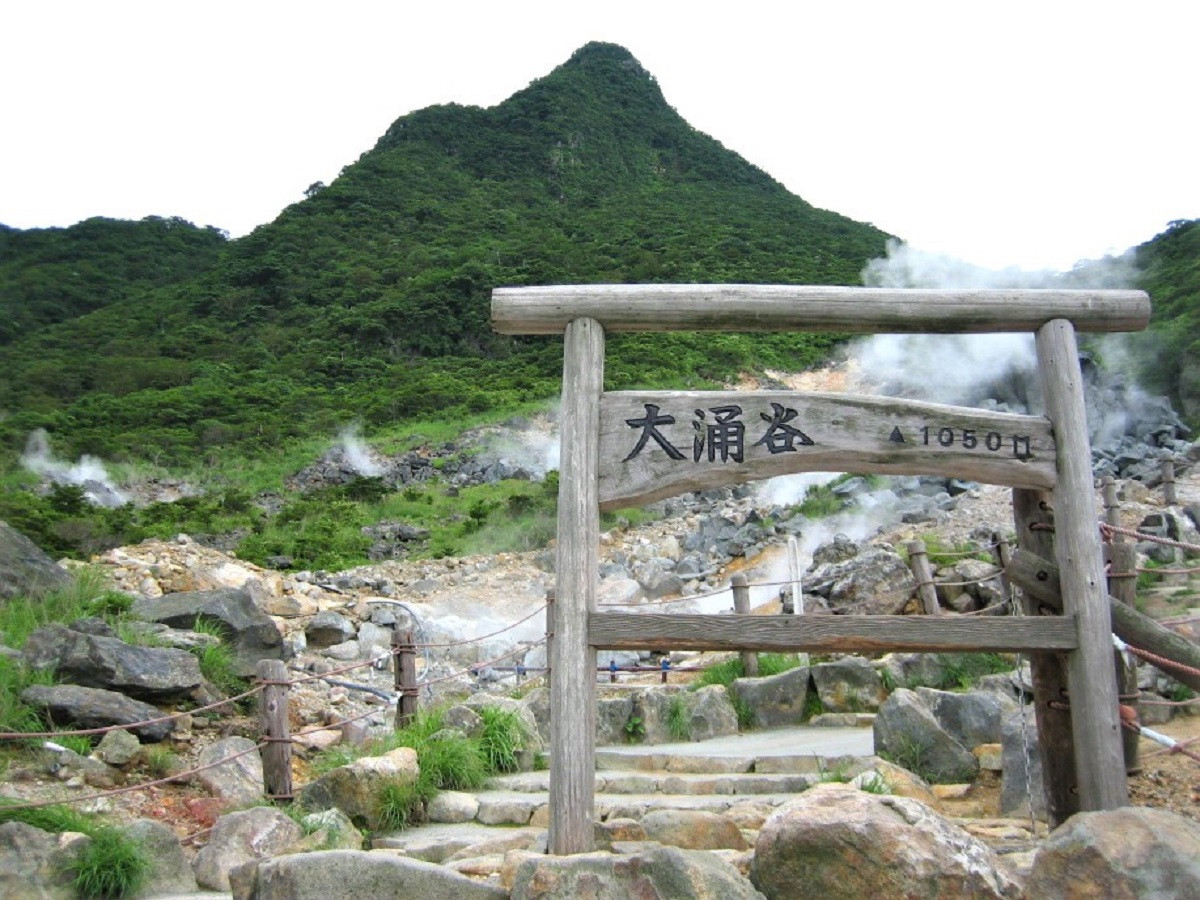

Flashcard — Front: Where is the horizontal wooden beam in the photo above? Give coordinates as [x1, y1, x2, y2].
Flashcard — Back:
[492, 285, 1151, 335]
[599, 390, 1055, 508]
[590, 612, 1078, 653]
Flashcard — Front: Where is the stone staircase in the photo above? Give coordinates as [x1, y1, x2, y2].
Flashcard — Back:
[373, 725, 877, 860]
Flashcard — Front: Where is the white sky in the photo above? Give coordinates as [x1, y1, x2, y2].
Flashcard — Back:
[2, 1, 1196, 271]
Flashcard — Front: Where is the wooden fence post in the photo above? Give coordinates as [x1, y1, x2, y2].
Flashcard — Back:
[544, 589, 555, 692]
[1036, 319, 1128, 811]
[1161, 460, 1177, 505]
[731, 575, 758, 677]
[1012, 490, 1077, 825]
[906, 540, 940, 615]
[257, 659, 293, 801]
[1102, 476, 1120, 530]
[393, 629, 417, 729]
[992, 532, 1014, 603]
[1108, 540, 1141, 773]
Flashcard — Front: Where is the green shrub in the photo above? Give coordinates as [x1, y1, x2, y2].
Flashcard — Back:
[417, 734, 488, 791]
[665, 695, 691, 741]
[933, 653, 1013, 691]
[477, 705, 526, 774]
[372, 777, 429, 831]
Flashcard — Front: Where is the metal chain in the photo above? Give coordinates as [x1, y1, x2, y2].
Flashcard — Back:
[1007, 577, 1039, 835]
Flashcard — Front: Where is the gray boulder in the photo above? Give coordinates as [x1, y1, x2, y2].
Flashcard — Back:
[20, 683, 174, 741]
[0, 520, 73, 601]
[0, 821, 80, 899]
[196, 736, 265, 806]
[596, 693, 635, 745]
[873, 688, 978, 783]
[305, 611, 357, 649]
[93, 727, 143, 766]
[230, 850, 507, 900]
[731, 665, 811, 727]
[811, 657, 888, 712]
[22, 623, 204, 701]
[132, 587, 282, 676]
[509, 844, 763, 899]
[298, 747, 419, 830]
[686, 685, 740, 741]
[750, 784, 1019, 899]
[193, 806, 302, 892]
[126, 818, 198, 898]
[806, 546, 916, 615]
[914, 686, 1014, 749]
[1027, 807, 1200, 898]
[1000, 709, 1046, 819]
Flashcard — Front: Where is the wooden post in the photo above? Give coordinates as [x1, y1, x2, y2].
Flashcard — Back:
[992, 532, 1014, 604]
[1102, 477, 1121, 530]
[1012, 490, 1077, 824]
[1035, 320, 1128, 811]
[731, 575, 758, 677]
[906, 540, 940, 615]
[1109, 540, 1141, 773]
[1161, 460, 1177, 505]
[550, 317, 603, 856]
[393, 629, 417, 729]
[256, 659, 293, 801]
[544, 589, 555, 692]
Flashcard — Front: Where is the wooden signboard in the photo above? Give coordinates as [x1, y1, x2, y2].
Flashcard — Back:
[599, 391, 1055, 509]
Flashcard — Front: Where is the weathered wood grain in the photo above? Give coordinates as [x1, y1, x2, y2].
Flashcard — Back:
[1008, 547, 1200, 694]
[1012, 488, 1078, 826]
[492, 284, 1151, 335]
[550, 317, 603, 855]
[257, 659, 293, 801]
[598, 391, 1055, 508]
[588, 612, 1078, 653]
[1036, 319, 1128, 810]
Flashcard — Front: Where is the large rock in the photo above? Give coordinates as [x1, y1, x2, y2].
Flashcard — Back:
[196, 736, 265, 806]
[193, 807, 302, 892]
[126, 818, 198, 898]
[0, 520, 73, 601]
[685, 685, 740, 741]
[873, 688, 978, 783]
[1026, 807, 1200, 898]
[20, 683, 175, 742]
[230, 850, 507, 900]
[299, 747, 420, 829]
[132, 587, 283, 676]
[914, 686, 1014, 749]
[22, 623, 204, 701]
[1000, 709, 1046, 819]
[805, 546, 917, 615]
[509, 844, 763, 899]
[750, 784, 1020, 899]
[305, 611, 357, 649]
[636, 685, 738, 745]
[0, 820, 80, 899]
[731, 665, 811, 728]
[811, 657, 887, 712]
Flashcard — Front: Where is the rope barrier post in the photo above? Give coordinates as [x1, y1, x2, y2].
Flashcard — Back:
[1102, 476, 1121, 532]
[661, 658, 669, 684]
[256, 659, 293, 802]
[544, 589, 555, 694]
[731, 574, 758, 677]
[1161, 459, 1177, 505]
[394, 629, 418, 729]
[609, 659, 618, 683]
[1109, 540, 1141, 773]
[992, 532, 1013, 603]
[906, 540, 940, 615]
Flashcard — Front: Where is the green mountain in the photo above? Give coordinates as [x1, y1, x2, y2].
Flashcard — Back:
[0, 43, 889, 467]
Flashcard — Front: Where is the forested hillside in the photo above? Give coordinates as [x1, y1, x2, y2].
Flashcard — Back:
[0, 43, 888, 467]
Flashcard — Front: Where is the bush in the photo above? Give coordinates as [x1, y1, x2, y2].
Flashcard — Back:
[477, 705, 527, 774]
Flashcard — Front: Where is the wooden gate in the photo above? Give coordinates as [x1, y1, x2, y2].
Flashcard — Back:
[492, 284, 1151, 854]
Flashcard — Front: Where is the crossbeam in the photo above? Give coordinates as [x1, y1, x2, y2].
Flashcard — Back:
[492, 284, 1150, 335]
[590, 612, 1078, 654]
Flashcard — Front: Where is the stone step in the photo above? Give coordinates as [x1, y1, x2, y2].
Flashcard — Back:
[490, 770, 817, 796]
[415, 788, 808, 830]
[593, 749, 873, 775]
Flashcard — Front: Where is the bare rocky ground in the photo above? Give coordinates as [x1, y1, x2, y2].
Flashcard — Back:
[5, 465, 1199, 852]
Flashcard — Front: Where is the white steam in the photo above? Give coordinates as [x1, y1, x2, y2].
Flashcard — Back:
[336, 425, 384, 476]
[854, 240, 1139, 410]
[21, 429, 128, 507]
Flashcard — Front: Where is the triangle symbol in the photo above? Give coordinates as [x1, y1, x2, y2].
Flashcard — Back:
[889, 427, 905, 443]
